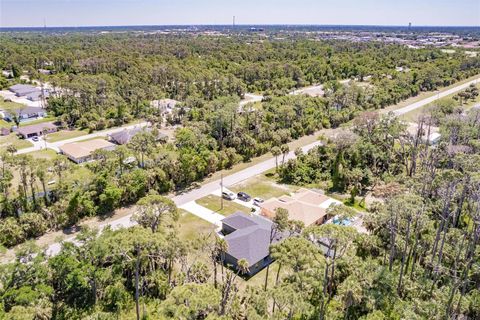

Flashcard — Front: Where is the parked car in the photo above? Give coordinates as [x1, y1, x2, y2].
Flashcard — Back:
[222, 191, 236, 200]
[237, 192, 251, 202]
[253, 197, 264, 206]
[32, 136, 39, 142]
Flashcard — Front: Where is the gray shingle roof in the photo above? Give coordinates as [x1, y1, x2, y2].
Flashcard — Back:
[222, 212, 276, 266]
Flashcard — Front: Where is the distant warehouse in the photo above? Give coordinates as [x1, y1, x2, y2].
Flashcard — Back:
[60, 139, 116, 163]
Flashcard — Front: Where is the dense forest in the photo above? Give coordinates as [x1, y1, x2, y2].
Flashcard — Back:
[0, 33, 480, 319]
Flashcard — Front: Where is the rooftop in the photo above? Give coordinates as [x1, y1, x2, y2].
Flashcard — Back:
[222, 212, 276, 266]
[260, 188, 335, 226]
[60, 139, 116, 159]
[16, 122, 57, 136]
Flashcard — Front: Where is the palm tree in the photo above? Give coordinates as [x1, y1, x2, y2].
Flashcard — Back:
[271, 146, 281, 172]
[36, 159, 49, 206]
[280, 144, 290, 165]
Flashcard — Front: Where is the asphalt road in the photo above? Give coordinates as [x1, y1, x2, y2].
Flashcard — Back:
[393, 77, 480, 116]
[12, 78, 480, 257]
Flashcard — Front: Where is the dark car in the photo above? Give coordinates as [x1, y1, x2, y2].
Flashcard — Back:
[237, 192, 251, 202]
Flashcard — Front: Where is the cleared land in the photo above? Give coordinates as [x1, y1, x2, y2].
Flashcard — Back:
[197, 195, 250, 216]
[0, 133, 33, 149]
[46, 129, 89, 142]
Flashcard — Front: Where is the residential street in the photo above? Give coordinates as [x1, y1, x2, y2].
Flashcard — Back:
[10, 77, 480, 258]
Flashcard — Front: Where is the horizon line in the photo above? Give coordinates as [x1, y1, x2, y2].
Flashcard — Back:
[1, 23, 480, 30]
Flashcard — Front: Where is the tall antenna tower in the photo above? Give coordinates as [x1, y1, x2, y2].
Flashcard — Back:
[44, 18, 47, 29]
[233, 16, 235, 28]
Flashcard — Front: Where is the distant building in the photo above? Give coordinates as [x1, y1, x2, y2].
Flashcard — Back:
[9, 84, 39, 97]
[3, 107, 48, 122]
[150, 99, 180, 114]
[26, 90, 50, 102]
[60, 139, 116, 163]
[260, 188, 340, 227]
[220, 211, 282, 277]
[15, 122, 57, 139]
[108, 127, 168, 145]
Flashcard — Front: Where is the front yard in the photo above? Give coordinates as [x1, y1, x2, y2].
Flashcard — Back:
[0, 133, 33, 150]
[197, 195, 250, 216]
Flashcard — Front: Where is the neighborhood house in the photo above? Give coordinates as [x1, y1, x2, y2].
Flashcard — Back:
[220, 211, 282, 277]
[8, 84, 50, 102]
[150, 99, 179, 115]
[3, 106, 47, 122]
[15, 122, 57, 139]
[60, 139, 116, 163]
[260, 188, 341, 227]
[109, 127, 169, 145]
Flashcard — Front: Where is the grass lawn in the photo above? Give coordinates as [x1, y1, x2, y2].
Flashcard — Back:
[26, 148, 58, 160]
[46, 129, 88, 142]
[197, 195, 250, 216]
[0, 97, 24, 111]
[18, 116, 56, 127]
[0, 133, 33, 149]
[0, 119, 13, 129]
[230, 173, 295, 200]
[176, 209, 216, 241]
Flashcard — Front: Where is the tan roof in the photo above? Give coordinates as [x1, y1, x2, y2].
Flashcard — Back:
[16, 122, 57, 136]
[60, 139, 115, 159]
[260, 189, 330, 226]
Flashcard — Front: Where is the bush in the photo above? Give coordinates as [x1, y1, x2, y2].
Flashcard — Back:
[0, 218, 25, 247]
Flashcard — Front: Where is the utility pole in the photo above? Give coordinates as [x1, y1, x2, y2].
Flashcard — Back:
[220, 173, 224, 210]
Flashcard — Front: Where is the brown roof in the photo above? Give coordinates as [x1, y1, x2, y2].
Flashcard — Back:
[60, 139, 115, 159]
[16, 122, 57, 136]
[260, 189, 330, 226]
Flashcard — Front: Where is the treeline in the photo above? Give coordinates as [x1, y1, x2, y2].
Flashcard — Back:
[0, 92, 355, 248]
[1, 105, 480, 318]
[1, 34, 480, 129]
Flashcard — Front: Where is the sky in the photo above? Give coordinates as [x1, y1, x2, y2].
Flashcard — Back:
[0, 0, 479, 28]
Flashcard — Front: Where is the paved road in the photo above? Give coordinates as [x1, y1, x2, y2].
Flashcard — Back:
[16, 122, 149, 155]
[15, 77, 480, 258]
[393, 77, 480, 116]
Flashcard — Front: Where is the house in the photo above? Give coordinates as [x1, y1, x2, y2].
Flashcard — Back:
[260, 188, 340, 227]
[15, 122, 57, 139]
[60, 139, 116, 163]
[150, 99, 180, 114]
[3, 107, 48, 122]
[26, 90, 50, 102]
[9, 84, 39, 97]
[109, 127, 169, 145]
[220, 211, 282, 277]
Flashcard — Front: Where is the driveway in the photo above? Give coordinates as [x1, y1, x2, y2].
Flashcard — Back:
[179, 201, 224, 227]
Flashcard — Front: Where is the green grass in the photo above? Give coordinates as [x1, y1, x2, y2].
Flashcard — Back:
[18, 116, 56, 127]
[0, 97, 24, 111]
[0, 133, 33, 149]
[46, 129, 88, 142]
[197, 195, 250, 216]
[176, 210, 216, 241]
[230, 174, 294, 200]
[25, 148, 58, 160]
[0, 119, 13, 129]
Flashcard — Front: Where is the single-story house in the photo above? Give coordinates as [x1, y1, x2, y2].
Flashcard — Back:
[260, 188, 341, 227]
[109, 127, 168, 145]
[60, 139, 116, 163]
[220, 211, 282, 277]
[3, 107, 48, 122]
[26, 90, 50, 102]
[9, 84, 39, 97]
[15, 122, 57, 139]
[150, 99, 180, 114]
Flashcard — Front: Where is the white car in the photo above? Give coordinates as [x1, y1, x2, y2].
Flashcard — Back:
[222, 191, 236, 200]
[253, 197, 264, 206]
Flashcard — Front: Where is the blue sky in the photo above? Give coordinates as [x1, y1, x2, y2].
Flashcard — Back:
[1, 0, 479, 27]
